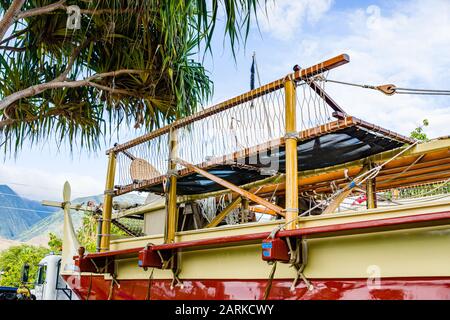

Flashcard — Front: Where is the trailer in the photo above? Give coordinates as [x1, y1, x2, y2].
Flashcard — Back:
[0, 286, 18, 300]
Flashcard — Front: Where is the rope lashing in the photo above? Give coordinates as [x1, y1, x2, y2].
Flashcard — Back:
[107, 275, 115, 300]
[324, 79, 450, 96]
[170, 270, 184, 290]
[381, 154, 425, 184]
[289, 239, 313, 292]
[395, 87, 450, 96]
[263, 261, 277, 300]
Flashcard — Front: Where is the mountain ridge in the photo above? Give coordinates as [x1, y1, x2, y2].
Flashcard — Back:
[0, 185, 57, 240]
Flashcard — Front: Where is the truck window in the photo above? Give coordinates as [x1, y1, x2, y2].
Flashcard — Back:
[36, 265, 47, 285]
[56, 260, 65, 289]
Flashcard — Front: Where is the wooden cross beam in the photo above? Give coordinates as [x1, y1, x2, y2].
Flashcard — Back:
[41, 200, 98, 213]
[174, 158, 286, 217]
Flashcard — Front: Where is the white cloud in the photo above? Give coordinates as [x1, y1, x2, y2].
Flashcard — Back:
[258, 0, 333, 41]
[284, 0, 450, 138]
[0, 164, 104, 201]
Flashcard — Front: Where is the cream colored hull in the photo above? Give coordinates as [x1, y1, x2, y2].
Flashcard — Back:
[62, 200, 450, 299]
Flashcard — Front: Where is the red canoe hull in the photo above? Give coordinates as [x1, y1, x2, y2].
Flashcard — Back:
[64, 275, 450, 300]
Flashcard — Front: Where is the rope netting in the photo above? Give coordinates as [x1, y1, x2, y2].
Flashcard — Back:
[176, 87, 285, 169]
[116, 132, 170, 187]
[115, 71, 334, 188]
[297, 73, 333, 130]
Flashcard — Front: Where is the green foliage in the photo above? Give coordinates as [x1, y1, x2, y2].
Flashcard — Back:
[76, 213, 98, 252]
[398, 181, 449, 199]
[410, 119, 429, 141]
[0, 0, 261, 154]
[47, 232, 62, 253]
[77, 213, 125, 252]
[0, 245, 50, 287]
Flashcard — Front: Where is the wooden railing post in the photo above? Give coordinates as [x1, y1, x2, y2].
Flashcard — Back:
[284, 78, 299, 230]
[366, 178, 377, 209]
[165, 129, 178, 243]
[366, 162, 378, 209]
[100, 152, 116, 252]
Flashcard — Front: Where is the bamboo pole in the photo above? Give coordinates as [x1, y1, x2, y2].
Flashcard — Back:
[284, 78, 298, 230]
[96, 218, 103, 253]
[100, 152, 116, 252]
[366, 161, 377, 209]
[248, 206, 277, 216]
[165, 129, 178, 243]
[322, 189, 354, 215]
[366, 178, 377, 209]
[41, 200, 97, 212]
[206, 197, 242, 228]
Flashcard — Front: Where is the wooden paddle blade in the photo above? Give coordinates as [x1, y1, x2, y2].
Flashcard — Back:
[63, 181, 71, 203]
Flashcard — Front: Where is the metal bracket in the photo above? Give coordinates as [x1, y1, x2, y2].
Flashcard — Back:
[167, 169, 179, 177]
[104, 189, 115, 196]
[284, 132, 299, 140]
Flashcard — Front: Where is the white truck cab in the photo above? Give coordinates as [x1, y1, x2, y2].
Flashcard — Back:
[32, 253, 78, 300]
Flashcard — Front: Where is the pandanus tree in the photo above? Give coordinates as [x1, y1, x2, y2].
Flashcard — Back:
[0, 0, 260, 153]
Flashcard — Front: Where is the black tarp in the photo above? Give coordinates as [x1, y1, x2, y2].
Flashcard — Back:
[145, 126, 406, 195]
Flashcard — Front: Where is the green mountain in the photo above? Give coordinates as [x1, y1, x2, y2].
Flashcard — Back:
[0, 185, 57, 240]
[17, 193, 146, 242]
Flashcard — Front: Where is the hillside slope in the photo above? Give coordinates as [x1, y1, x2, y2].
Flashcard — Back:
[0, 185, 57, 240]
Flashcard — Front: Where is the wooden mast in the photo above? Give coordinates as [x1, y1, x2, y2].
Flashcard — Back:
[284, 78, 298, 229]
[100, 152, 116, 252]
[165, 129, 178, 243]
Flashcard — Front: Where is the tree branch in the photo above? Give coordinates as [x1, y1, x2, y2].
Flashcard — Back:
[0, 69, 149, 111]
[16, 0, 66, 19]
[0, 108, 64, 129]
[87, 82, 139, 97]
[0, 27, 28, 45]
[0, 45, 26, 51]
[0, 0, 140, 45]
[0, 0, 26, 42]
[16, 0, 137, 20]
[52, 38, 93, 82]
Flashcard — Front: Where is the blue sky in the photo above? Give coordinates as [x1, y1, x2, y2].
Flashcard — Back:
[1, 0, 449, 200]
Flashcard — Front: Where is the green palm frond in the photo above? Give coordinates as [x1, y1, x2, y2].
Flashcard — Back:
[0, 0, 261, 154]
